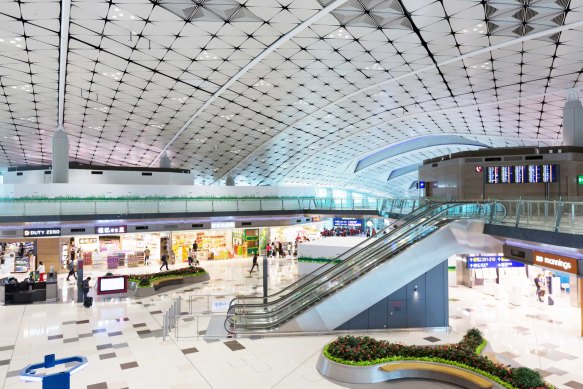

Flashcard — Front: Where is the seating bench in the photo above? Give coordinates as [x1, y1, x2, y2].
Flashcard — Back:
[380, 361, 494, 389]
[152, 277, 184, 291]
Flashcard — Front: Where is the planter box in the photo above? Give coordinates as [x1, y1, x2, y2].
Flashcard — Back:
[133, 272, 210, 298]
[316, 353, 504, 389]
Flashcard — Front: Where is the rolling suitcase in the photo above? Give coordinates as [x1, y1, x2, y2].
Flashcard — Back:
[84, 297, 93, 308]
[548, 296, 554, 306]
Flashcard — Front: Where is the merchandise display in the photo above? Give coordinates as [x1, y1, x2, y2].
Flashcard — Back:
[2, 242, 36, 273]
[173, 230, 234, 261]
[72, 233, 159, 269]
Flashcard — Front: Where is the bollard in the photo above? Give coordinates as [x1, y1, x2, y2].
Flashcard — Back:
[162, 313, 167, 341]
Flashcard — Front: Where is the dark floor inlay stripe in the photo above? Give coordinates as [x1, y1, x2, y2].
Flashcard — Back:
[120, 361, 139, 370]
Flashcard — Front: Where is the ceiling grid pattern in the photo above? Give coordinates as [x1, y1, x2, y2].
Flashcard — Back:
[1, 0, 583, 196]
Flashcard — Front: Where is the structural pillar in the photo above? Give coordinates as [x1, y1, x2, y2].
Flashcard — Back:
[159, 151, 171, 168]
[563, 89, 583, 146]
[52, 127, 69, 183]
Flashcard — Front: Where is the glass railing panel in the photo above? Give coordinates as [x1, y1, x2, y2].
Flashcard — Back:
[237, 200, 261, 212]
[0, 202, 25, 217]
[21, 201, 61, 216]
[282, 199, 301, 210]
[61, 201, 97, 215]
[261, 199, 284, 211]
[157, 200, 188, 213]
[128, 201, 159, 214]
[95, 201, 129, 215]
[211, 200, 239, 212]
[185, 200, 214, 213]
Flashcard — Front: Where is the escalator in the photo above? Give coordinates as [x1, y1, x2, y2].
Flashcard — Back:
[226, 202, 505, 334]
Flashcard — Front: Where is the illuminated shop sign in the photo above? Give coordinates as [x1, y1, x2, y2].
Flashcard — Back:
[533, 250, 578, 275]
[466, 255, 524, 269]
[23, 228, 61, 237]
[210, 222, 235, 230]
[78, 238, 98, 245]
[95, 225, 127, 234]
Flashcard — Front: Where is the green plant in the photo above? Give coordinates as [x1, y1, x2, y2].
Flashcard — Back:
[127, 266, 207, 288]
[297, 257, 341, 264]
[323, 328, 554, 389]
[511, 367, 545, 388]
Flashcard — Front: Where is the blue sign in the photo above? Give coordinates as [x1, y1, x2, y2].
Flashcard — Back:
[418, 181, 426, 189]
[467, 256, 524, 269]
[333, 218, 362, 228]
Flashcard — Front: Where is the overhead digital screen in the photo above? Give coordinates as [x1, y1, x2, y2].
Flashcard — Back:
[487, 166, 500, 184]
[528, 165, 541, 183]
[486, 165, 558, 184]
[500, 166, 513, 183]
[514, 165, 527, 183]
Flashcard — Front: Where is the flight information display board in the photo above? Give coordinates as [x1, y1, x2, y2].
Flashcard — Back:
[486, 164, 558, 184]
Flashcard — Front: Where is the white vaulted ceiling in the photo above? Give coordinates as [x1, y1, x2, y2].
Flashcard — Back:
[0, 0, 582, 195]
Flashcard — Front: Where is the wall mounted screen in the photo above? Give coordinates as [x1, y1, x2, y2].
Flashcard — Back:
[486, 164, 558, 184]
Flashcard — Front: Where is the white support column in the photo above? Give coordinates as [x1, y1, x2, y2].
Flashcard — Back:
[563, 89, 583, 147]
[159, 151, 172, 169]
[52, 127, 69, 183]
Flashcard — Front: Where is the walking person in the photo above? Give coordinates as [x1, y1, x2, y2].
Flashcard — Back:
[192, 241, 198, 252]
[188, 248, 195, 266]
[66, 259, 77, 281]
[249, 253, 259, 274]
[534, 274, 545, 302]
[160, 252, 169, 271]
[144, 247, 150, 265]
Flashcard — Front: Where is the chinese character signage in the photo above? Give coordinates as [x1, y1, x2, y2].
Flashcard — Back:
[466, 255, 524, 269]
[23, 228, 61, 237]
[95, 225, 127, 234]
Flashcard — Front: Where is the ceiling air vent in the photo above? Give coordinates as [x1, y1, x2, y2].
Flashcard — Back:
[163, 224, 179, 230]
[241, 222, 252, 226]
[1, 230, 17, 236]
[135, 226, 149, 230]
[465, 157, 482, 163]
[484, 157, 501, 162]
[192, 224, 203, 228]
[70, 228, 86, 233]
[525, 155, 543, 160]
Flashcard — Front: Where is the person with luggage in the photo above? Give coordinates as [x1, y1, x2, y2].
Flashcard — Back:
[82, 277, 92, 307]
[188, 248, 195, 266]
[66, 259, 77, 281]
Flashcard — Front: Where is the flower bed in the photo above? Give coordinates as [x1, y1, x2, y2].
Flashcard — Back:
[128, 266, 207, 288]
[323, 329, 553, 389]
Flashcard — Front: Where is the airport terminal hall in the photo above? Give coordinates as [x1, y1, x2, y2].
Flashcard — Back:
[3, 0, 583, 388]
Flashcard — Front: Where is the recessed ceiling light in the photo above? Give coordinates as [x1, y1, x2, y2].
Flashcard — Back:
[198, 50, 219, 60]
[479, 30, 484, 34]
[327, 28, 353, 39]
[477, 23, 483, 27]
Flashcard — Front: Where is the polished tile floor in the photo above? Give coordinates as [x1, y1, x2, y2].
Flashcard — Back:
[0, 257, 581, 389]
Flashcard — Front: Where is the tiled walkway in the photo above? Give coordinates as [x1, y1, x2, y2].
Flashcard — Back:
[0, 258, 581, 388]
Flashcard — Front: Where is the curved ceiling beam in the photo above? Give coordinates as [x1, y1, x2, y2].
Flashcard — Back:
[254, 89, 566, 185]
[387, 164, 421, 181]
[223, 21, 583, 181]
[57, 0, 72, 129]
[354, 135, 489, 173]
[148, 0, 350, 167]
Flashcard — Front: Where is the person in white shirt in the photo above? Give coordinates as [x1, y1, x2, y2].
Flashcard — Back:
[37, 261, 46, 281]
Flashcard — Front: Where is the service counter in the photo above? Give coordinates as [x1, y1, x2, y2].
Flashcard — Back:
[0, 277, 58, 305]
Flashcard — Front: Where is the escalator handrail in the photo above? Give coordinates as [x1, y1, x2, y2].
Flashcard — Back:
[227, 202, 447, 309]
[226, 202, 443, 309]
[228, 202, 489, 316]
[227, 216, 454, 331]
